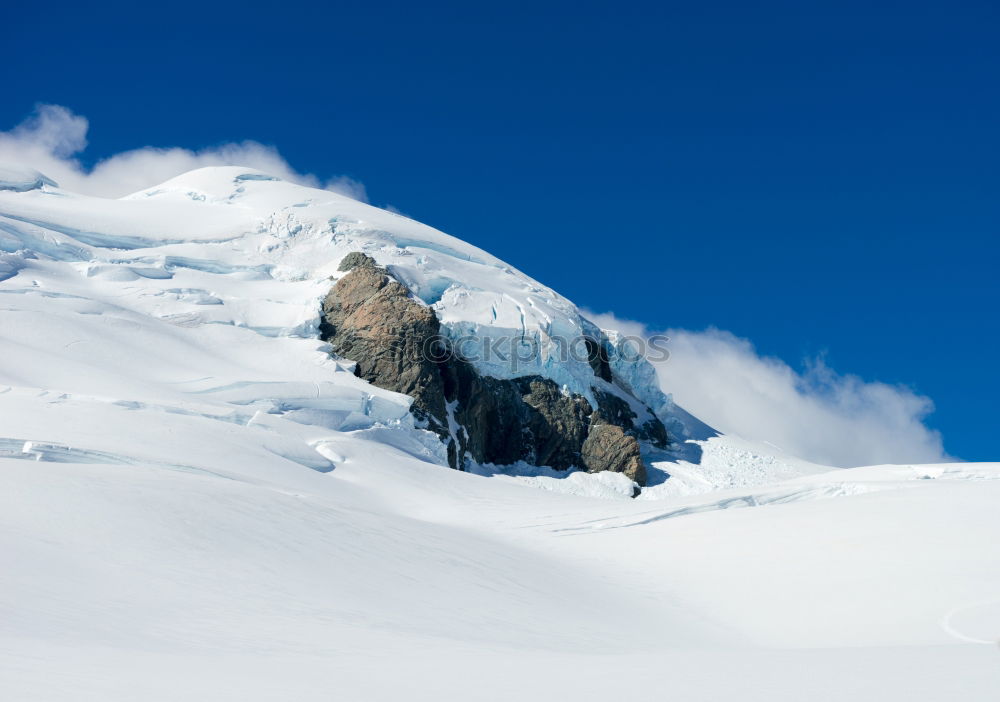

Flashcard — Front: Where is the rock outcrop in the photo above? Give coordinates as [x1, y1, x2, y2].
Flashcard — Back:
[445, 368, 594, 470]
[581, 425, 645, 485]
[320, 253, 668, 486]
[320, 252, 449, 436]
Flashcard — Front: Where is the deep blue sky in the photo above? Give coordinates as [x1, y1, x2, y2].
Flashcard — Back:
[5, 1, 998, 459]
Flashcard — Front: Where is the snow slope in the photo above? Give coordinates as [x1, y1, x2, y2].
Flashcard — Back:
[1, 167, 999, 700]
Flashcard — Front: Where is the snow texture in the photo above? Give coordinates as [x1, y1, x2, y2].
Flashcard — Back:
[1, 167, 999, 700]
[0, 164, 58, 192]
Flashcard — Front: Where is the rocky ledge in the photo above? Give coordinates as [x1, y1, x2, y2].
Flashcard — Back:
[320, 252, 668, 487]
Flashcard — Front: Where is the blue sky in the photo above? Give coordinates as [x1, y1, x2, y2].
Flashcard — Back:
[4, 1, 998, 460]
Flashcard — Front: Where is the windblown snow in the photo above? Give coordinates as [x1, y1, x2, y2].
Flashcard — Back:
[1, 167, 998, 701]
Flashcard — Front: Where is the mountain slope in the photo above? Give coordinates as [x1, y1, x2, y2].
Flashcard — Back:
[1, 167, 999, 700]
[1, 165, 676, 487]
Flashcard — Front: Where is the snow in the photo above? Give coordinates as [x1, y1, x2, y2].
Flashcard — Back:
[603, 327, 677, 420]
[1, 165, 670, 412]
[641, 433, 831, 498]
[1, 167, 999, 700]
[0, 165, 58, 193]
[469, 459, 640, 499]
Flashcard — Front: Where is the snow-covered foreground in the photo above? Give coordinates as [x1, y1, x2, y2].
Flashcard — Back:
[2, 167, 999, 699]
[3, 449, 999, 700]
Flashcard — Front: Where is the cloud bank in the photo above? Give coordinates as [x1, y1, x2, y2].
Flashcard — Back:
[587, 311, 949, 467]
[0, 104, 366, 200]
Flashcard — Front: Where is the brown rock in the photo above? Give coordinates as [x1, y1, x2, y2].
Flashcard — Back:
[320, 252, 665, 485]
[321, 257, 448, 436]
[581, 424, 646, 484]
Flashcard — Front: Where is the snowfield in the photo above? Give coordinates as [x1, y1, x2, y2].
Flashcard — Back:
[1, 168, 998, 700]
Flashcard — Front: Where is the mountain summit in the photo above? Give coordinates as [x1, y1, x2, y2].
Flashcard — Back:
[0, 166, 684, 493]
[2, 167, 998, 701]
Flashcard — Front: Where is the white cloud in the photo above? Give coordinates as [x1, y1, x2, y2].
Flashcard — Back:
[586, 311, 949, 467]
[0, 104, 366, 201]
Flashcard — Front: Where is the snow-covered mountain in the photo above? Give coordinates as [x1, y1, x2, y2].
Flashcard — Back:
[1, 166, 998, 700]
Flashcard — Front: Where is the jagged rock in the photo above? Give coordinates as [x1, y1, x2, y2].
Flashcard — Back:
[592, 391, 636, 427]
[337, 251, 378, 272]
[320, 252, 668, 485]
[443, 362, 527, 466]
[581, 424, 646, 484]
[321, 255, 449, 436]
[519, 378, 593, 468]
[634, 416, 669, 448]
[445, 366, 592, 470]
[593, 391, 669, 449]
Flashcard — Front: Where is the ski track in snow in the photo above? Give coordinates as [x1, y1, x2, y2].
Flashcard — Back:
[1, 167, 999, 701]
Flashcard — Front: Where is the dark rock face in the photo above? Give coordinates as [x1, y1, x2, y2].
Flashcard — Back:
[519, 377, 594, 468]
[321, 253, 668, 486]
[585, 337, 613, 382]
[444, 365, 592, 471]
[592, 391, 669, 449]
